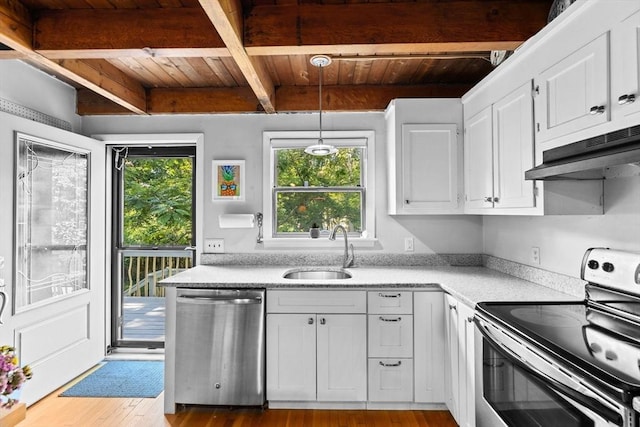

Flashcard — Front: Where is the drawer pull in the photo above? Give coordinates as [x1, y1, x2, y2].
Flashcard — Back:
[379, 316, 402, 322]
[308, 317, 314, 325]
[589, 105, 605, 115]
[618, 94, 636, 105]
[379, 361, 402, 367]
[378, 292, 401, 298]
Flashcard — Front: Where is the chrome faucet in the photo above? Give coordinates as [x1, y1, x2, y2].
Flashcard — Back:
[329, 224, 355, 268]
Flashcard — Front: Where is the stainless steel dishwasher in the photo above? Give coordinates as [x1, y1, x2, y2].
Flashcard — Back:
[174, 288, 265, 406]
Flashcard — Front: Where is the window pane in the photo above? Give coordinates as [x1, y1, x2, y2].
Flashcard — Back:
[275, 147, 362, 187]
[275, 191, 362, 233]
[15, 136, 88, 308]
[123, 158, 192, 246]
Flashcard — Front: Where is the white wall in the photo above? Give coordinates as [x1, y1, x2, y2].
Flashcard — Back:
[82, 112, 483, 255]
[484, 166, 640, 278]
[0, 60, 81, 132]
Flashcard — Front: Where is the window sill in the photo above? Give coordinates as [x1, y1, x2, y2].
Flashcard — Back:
[261, 237, 378, 250]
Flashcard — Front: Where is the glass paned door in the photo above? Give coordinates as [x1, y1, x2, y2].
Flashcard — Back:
[112, 146, 195, 349]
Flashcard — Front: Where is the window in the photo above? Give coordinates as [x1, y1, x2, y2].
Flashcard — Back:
[263, 130, 375, 244]
[14, 133, 89, 309]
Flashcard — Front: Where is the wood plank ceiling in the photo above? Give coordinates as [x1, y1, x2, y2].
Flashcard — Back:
[0, 0, 554, 115]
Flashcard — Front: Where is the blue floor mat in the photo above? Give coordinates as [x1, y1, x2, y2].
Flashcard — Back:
[60, 360, 164, 398]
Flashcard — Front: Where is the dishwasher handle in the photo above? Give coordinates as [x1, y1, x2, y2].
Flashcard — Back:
[177, 295, 263, 305]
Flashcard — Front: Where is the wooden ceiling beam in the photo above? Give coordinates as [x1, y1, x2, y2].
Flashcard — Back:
[34, 8, 226, 52]
[77, 84, 473, 115]
[276, 84, 473, 112]
[245, 1, 549, 53]
[198, 0, 276, 113]
[0, 0, 147, 114]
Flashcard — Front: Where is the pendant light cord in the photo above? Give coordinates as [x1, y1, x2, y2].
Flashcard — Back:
[318, 63, 323, 142]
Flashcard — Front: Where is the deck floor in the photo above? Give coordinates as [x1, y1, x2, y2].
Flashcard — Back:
[123, 296, 165, 341]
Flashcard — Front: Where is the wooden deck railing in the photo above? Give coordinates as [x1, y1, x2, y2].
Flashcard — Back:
[122, 252, 193, 297]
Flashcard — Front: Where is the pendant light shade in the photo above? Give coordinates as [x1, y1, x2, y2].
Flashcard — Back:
[305, 55, 337, 156]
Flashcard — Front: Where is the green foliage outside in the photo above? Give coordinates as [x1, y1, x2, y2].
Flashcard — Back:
[123, 157, 193, 246]
[275, 147, 363, 234]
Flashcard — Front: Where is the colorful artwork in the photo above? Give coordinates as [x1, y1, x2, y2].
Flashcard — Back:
[213, 160, 244, 201]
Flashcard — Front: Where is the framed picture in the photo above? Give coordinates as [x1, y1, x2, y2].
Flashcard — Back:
[212, 160, 245, 201]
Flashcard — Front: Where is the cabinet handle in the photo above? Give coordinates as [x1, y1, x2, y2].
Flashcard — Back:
[484, 196, 493, 203]
[405, 199, 410, 205]
[379, 316, 402, 322]
[589, 105, 605, 115]
[467, 317, 474, 323]
[532, 85, 540, 97]
[379, 361, 402, 367]
[320, 317, 326, 325]
[449, 304, 457, 311]
[378, 292, 401, 298]
[618, 94, 636, 105]
[308, 317, 314, 325]
[493, 197, 499, 203]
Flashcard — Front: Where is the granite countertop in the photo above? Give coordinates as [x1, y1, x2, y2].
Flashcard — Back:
[160, 264, 581, 308]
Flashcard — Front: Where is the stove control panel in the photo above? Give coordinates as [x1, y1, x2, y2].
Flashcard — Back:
[582, 248, 640, 292]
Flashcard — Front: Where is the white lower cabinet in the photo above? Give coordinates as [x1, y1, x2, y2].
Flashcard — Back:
[266, 290, 367, 403]
[444, 294, 475, 427]
[266, 289, 446, 408]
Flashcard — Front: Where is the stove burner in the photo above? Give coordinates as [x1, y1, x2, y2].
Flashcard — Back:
[510, 306, 585, 327]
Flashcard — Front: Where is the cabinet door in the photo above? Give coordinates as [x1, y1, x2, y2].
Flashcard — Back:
[443, 294, 460, 421]
[492, 81, 535, 209]
[535, 33, 609, 145]
[458, 303, 476, 427]
[612, 8, 640, 120]
[399, 124, 460, 213]
[414, 291, 445, 403]
[266, 314, 317, 401]
[464, 106, 494, 210]
[316, 314, 367, 401]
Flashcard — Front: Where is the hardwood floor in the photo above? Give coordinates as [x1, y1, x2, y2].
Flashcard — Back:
[20, 390, 458, 427]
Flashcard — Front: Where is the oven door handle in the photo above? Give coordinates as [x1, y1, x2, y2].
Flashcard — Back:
[475, 315, 624, 426]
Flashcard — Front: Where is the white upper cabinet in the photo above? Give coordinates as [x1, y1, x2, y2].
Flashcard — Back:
[612, 7, 640, 122]
[492, 82, 535, 209]
[534, 32, 610, 149]
[386, 99, 463, 215]
[464, 82, 535, 213]
[464, 106, 494, 210]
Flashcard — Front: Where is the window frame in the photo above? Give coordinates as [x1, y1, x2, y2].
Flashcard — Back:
[262, 130, 376, 247]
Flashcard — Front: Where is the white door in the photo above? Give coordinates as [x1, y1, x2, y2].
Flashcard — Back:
[0, 112, 105, 405]
[401, 124, 459, 212]
[612, 7, 640, 121]
[464, 106, 494, 210]
[535, 33, 609, 147]
[493, 81, 535, 209]
[266, 313, 316, 401]
[316, 314, 366, 402]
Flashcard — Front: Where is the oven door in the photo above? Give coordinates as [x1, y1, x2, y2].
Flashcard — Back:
[474, 313, 633, 427]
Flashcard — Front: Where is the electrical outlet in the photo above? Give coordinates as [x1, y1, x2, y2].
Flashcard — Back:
[404, 237, 415, 252]
[205, 238, 225, 253]
[531, 247, 540, 265]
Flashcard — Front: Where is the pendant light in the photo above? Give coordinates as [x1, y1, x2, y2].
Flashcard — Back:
[305, 55, 337, 156]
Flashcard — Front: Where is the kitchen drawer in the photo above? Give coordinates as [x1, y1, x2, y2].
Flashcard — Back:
[368, 358, 414, 402]
[368, 291, 413, 314]
[267, 290, 366, 313]
[368, 314, 413, 358]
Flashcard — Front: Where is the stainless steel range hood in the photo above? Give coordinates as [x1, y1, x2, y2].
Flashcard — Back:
[525, 124, 640, 180]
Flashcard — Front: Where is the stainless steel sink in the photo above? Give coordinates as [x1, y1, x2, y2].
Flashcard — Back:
[282, 269, 352, 280]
